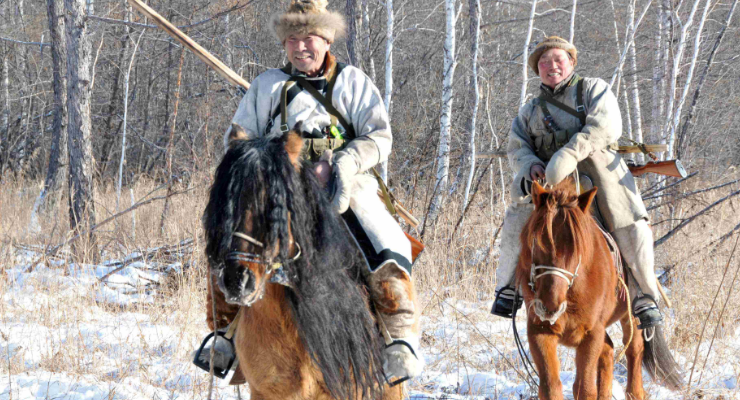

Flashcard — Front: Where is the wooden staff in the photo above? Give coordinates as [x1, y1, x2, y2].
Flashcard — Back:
[127, 0, 250, 90]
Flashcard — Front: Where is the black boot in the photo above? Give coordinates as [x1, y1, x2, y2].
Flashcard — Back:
[633, 294, 663, 329]
[491, 286, 523, 319]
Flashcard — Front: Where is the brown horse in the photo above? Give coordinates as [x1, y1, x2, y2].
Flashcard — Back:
[515, 180, 682, 400]
[202, 128, 403, 400]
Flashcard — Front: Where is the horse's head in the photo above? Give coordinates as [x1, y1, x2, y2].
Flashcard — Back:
[204, 124, 306, 306]
[518, 179, 597, 325]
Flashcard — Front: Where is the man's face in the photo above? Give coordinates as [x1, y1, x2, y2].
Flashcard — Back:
[284, 34, 331, 77]
[538, 48, 574, 88]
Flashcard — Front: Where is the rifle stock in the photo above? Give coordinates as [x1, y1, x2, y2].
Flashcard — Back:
[628, 160, 687, 178]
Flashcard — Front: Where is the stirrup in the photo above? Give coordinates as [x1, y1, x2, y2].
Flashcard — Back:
[491, 286, 523, 319]
[193, 330, 237, 379]
[384, 339, 418, 387]
[633, 294, 663, 330]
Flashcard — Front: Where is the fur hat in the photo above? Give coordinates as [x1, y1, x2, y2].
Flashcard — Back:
[272, 0, 346, 44]
[527, 36, 578, 75]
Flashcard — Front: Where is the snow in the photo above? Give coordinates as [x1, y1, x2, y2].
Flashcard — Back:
[1, 250, 738, 399]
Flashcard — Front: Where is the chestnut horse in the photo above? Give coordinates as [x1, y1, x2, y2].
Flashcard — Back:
[203, 130, 403, 400]
[515, 180, 683, 400]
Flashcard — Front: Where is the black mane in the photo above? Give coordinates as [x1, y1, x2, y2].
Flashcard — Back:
[204, 135, 385, 400]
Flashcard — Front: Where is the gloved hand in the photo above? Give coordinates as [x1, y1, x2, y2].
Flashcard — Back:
[546, 149, 578, 186]
[331, 151, 360, 213]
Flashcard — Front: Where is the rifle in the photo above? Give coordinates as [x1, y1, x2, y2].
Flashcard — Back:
[627, 160, 688, 178]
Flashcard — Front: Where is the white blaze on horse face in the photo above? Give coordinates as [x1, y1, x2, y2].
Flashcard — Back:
[533, 299, 568, 325]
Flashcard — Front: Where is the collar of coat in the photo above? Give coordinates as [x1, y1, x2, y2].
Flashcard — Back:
[539, 72, 579, 97]
[287, 51, 339, 82]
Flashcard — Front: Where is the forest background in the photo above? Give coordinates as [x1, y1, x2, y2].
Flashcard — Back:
[1, 0, 740, 397]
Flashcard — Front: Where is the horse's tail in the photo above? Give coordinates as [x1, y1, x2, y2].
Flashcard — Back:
[641, 325, 684, 390]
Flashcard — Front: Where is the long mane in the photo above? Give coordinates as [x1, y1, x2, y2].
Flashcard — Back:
[203, 135, 386, 400]
[520, 180, 596, 269]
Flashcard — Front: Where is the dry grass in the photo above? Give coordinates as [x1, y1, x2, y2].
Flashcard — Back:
[1, 167, 739, 398]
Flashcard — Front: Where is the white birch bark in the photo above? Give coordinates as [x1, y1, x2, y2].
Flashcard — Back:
[626, 0, 645, 163]
[569, 0, 577, 43]
[428, 0, 458, 223]
[463, 0, 481, 209]
[663, 0, 704, 158]
[384, 0, 393, 112]
[520, 0, 537, 107]
[608, 0, 653, 89]
[117, 30, 144, 211]
[362, 0, 376, 82]
[380, 0, 394, 184]
[650, 1, 665, 146]
[668, 0, 711, 157]
[677, 0, 738, 156]
[65, 0, 98, 257]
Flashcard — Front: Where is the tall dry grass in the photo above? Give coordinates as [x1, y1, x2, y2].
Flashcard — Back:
[1, 164, 739, 398]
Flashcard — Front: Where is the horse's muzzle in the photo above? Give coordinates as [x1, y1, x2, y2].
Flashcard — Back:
[532, 299, 568, 325]
[218, 265, 257, 306]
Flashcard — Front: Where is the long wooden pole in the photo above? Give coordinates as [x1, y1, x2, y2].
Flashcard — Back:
[127, 0, 250, 90]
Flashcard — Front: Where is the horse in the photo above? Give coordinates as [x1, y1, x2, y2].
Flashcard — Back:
[515, 180, 683, 400]
[202, 126, 404, 400]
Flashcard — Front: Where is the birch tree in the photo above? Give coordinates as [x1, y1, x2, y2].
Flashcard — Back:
[569, 0, 577, 43]
[520, 0, 537, 107]
[463, 0, 481, 209]
[428, 0, 458, 224]
[31, 0, 68, 229]
[663, 0, 705, 157]
[650, 1, 668, 146]
[65, 0, 98, 258]
[384, 0, 393, 112]
[667, 0, 711, 157]
[677, 0, 739, 157]
[346, 0, 360, 66]
[362, 0, 376, 81]
[626, 0, 646, 162]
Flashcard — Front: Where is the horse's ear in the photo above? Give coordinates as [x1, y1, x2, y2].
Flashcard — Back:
[228, 123, 250, 146]
[578, 187, 598, 213]
[284, 131, 304, 168]
[531, 180, 547, 208]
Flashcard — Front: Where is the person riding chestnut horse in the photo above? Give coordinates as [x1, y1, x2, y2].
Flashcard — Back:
[492, 36, 664, 331]
[197, 0, 423, 387]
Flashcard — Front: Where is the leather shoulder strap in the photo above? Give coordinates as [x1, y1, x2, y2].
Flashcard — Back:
[539, 77, 587, 127]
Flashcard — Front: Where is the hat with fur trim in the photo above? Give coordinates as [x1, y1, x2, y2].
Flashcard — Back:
[272, 0, 346, 44]
[527, 36, 577, 75]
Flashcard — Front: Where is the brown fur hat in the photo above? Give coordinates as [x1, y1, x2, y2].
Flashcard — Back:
[527, 36, 578, 75]
[272, 0, 346, 44]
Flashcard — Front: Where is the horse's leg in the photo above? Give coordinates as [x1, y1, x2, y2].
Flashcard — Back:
[573, 326, 604, 400]
[620, 315, 645, 400]
[529, 331, 563, 400]
[596, 332, 615, 400]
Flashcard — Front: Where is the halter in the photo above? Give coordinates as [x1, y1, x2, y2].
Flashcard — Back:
[528, 238, 581, 292]
[226, 231, 302, 287]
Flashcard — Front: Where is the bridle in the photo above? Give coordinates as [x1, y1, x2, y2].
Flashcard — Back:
[226, 231, 302, 287]
[528, 238, 581, 292]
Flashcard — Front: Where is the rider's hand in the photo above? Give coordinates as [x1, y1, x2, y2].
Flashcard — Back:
[530, 164, 546, 181]
[331, 152, 360, 214]
[546, 149, 578, 186]
[313, 161, 331, 188]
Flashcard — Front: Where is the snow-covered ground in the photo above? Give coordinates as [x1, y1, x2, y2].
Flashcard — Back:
[1, 249, 738, 399]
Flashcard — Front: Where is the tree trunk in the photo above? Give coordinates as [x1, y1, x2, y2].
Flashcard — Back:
[65, 0, 98, 259]
[427, 0, 458, 226]
[626, 0, 645, 163]
[677, 0, 738, 158]
[463, 0, 481, 209]
[31, 0, 68, 230]
[569, 0, 577, 43]
[520, 0, 537, 107]
[346, 0, 360, 66]
[362, 0, 376, 82]
[384, 0, 393, 113]
[650, 0, 665, 147]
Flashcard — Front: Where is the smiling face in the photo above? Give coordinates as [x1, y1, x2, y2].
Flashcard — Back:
[538, 48, 575, 89]
[284, 34, 331, 77]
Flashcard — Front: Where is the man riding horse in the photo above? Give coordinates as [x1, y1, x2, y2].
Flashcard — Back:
[492, 36, 664, 330]
[205, 0, 423, 384]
